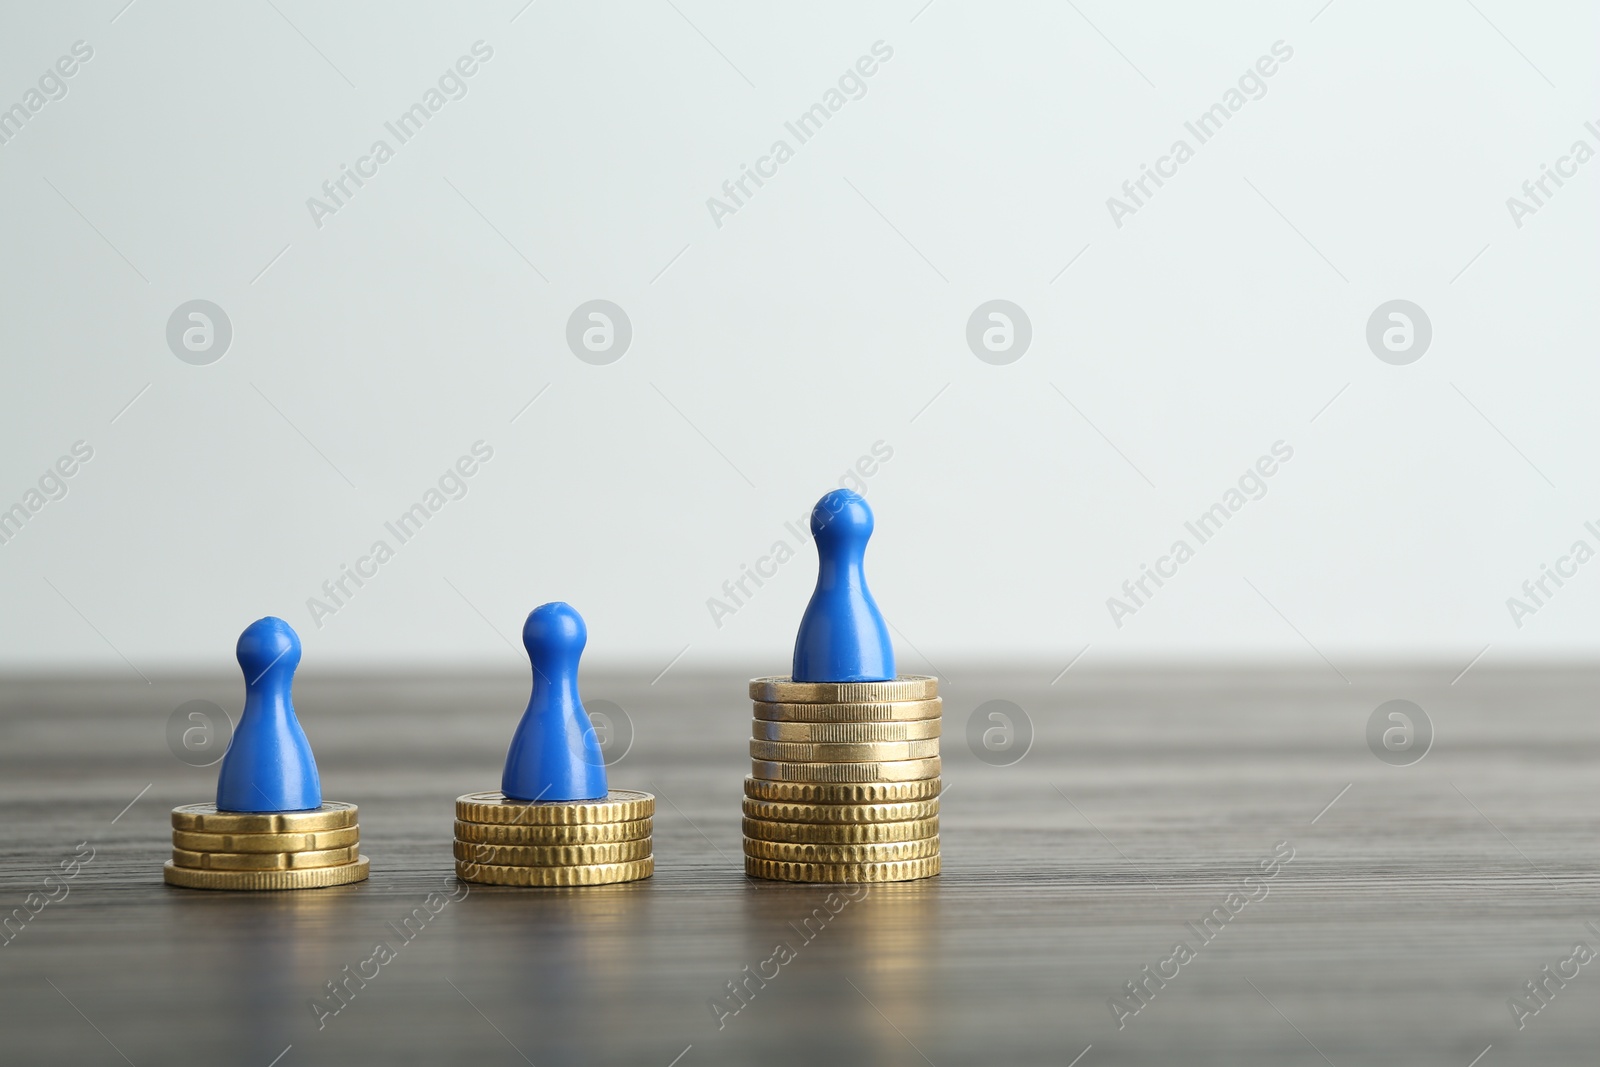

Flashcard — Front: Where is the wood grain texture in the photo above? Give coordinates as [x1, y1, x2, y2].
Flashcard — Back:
[2, 665, 1598, 1066]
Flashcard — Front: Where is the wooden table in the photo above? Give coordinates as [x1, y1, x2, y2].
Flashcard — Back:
[1, 665, 1596, 1065]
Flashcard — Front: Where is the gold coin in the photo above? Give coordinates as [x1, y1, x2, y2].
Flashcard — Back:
[744, 855, 940, 883]
[171, 825, 360, 853]
[743, 836, 939, 863]
[753, 719, 940, 743]
[752, 698, 942, 723]
[741, 797, 939, 824]
[748, 676, 939, 704]
[455, 857, 653, 887]
[454, 790, 654, 825]
[452, 839, 652, 866]
[170, 802, 358, 834]
[751, 757, 940, 783]
[171, 844, 360, 871]
[743, 816, 939, 843]
[743, 777, 942, 804]
[750, 738, 940, 762]
[453, 818, 651, 845]
[163, 856, 370, 890]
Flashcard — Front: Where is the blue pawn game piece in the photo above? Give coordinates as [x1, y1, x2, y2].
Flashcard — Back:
[792, 489, 896, 683]
[502, 602, 608, 802]
[215, 617, 323, 813]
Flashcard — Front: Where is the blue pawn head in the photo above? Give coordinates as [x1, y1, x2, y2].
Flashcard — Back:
[501, 602, 608, 802]
[791, 489, 896, 683]
[215, 617, 323, 813]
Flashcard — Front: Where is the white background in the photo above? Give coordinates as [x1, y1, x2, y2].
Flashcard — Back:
[1, 0, 1596, 677]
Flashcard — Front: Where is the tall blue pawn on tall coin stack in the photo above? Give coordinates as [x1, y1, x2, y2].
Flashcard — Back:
[502, 602, 608, 802]
[792, 489, 896, 683]
[215, 617, 322, 813]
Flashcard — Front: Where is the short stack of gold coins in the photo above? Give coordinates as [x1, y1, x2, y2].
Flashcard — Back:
[164, 802, 369, 890]
[453, 790, 655, 887]
[745, 675, 941, 883]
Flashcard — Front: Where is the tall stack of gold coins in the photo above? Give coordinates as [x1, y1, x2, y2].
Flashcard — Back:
[164, 802, 369, 890]
[744, 675, 941, 883]
[453, 790, 655, 887]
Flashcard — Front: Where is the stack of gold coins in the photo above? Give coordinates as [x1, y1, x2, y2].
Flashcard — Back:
[745, 675, 941, 883]
[453, 790, 655, 887]
[164, 802, 369, 890]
